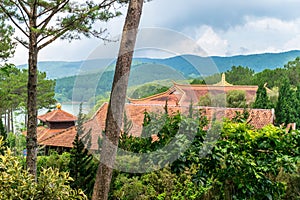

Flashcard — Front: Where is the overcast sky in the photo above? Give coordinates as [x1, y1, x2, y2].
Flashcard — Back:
[9, 0, 300, 65]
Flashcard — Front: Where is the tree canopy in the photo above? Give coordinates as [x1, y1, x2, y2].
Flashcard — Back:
[0, 17, 16, 61]
[0, 0, 129, 177]
[253, 84, 272, 109]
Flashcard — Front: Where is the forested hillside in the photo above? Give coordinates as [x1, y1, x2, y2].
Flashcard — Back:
[55, 56, 300, 104]
[18, 50, 300, 79]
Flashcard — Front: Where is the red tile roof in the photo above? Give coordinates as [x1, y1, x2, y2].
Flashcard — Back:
[128, 88, 181, 106]
[36, 78, 272, 149]
[38, 109, 77, 122]
[39, 127, 77, 148]
[38, 103, 274, 149]
[129, 82, 258, 106]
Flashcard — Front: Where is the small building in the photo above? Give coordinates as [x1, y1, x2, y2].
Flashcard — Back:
[35, 104, 77, 153]
[38, 104, 77, 129]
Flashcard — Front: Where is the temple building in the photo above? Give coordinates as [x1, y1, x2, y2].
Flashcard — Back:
[38, 103, 274, 151]
[34, 75, 275, 151]
[128, 73, 258, 106]
[34, 104, 77, 152]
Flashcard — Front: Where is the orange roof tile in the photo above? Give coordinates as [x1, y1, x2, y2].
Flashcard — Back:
[38, 109, 77, 122]
[129, 82, 258, 106]
[39, 127, 77, 148]
[37, 103, 274, 149]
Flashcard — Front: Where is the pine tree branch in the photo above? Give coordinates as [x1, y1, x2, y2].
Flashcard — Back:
[13, 0, 30, 30]
[15, 37, 29, 49]
[17, 0, 30, 17]
[36, 0, 68, 17]
[99, 0, 118, 8]
[37, 0, 69, 31]
[37, 28, 69, 50]
[0, 4, 29, 38]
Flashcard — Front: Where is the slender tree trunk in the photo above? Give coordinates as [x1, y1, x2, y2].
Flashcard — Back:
[92, 0, 144, 199]
[10, 108, 13, 133]
[26, 12, 39, 178]
[4, 111, 7, 132]
[25, 111, 28, 129]
[7, 109, 10, 133]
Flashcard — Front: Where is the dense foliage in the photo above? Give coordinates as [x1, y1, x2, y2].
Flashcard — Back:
[0, 17, 15, 61]
[130, 83, 169, 99]
[0, 66, 56, 132]
[69, 105, 98, 199]
[55, 71, 114, 102]
[194, 57, 300, 89]
[110, 109, 300, 199]
[253, 84, 273, 109]
[275, 79, 300, 126]
[0, 137, 87, 199]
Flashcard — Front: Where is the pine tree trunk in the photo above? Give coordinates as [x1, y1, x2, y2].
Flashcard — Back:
[26, 13, 39, 179]
[10, 108, 13, 134]
[92, 0, 143, 199]
[4, 111, 7, 132]
[7, 109, 10, 133]
[25, 111, 28, 129]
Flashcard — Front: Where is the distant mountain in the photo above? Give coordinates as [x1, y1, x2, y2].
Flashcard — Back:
[135, 50, 300, 77]
[17, 50, 300, 79]
[17, 59, 114, 79]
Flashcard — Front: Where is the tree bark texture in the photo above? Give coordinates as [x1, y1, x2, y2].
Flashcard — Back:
[26, 11, 39, 179]
[92, 0, 144, 199]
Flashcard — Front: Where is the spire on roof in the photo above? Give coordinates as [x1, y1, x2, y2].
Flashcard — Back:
[56, 103, 62, 110]
[213, 73, 233, 86]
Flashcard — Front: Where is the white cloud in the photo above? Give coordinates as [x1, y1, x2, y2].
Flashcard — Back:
[196, 26, 228, 56]
[194, 17, 300, 56]
[226, 17, 300, 55]
[8, 1, 300, 65]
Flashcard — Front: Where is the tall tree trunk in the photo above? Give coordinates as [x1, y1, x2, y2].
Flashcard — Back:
[25, 111, 28, 129]
[92, 0, 144, 199]
[7, 109, 10, 133]
[4, 111, 7, 132]
[26, 13, 39, 178]
[10, 108, 13, 134]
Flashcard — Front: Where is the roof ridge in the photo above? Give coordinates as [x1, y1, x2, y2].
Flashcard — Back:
[41, 109, 77, 122]
[173, 80, 258, 88]
[45, 109, 59, 121]
[128, 87, 174, 102]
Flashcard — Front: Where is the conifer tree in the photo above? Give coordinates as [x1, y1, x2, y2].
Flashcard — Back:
[253, 84, 272, 109]
[69, 104, 97, 199]
[294, 84, 300, 126]
[0, 18, 15, 61]
[275, 79, 295, 125]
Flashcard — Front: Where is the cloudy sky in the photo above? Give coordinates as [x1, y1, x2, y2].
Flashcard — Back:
[9, 0, 300, 65]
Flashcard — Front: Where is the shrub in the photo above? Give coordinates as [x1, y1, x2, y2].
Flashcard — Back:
[0, 137, 87, 200]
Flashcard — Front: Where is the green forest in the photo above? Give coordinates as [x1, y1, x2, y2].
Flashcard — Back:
[2, 105, 300, 199]
[3, 54, 300, 199]
[2, 0, 300, 199]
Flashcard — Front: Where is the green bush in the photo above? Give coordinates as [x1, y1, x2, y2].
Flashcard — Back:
[0, 137, 87, 200]
[37, 151, 70, 173]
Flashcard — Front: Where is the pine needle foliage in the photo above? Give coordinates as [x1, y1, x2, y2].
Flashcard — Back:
[69, 104, 97, 199]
